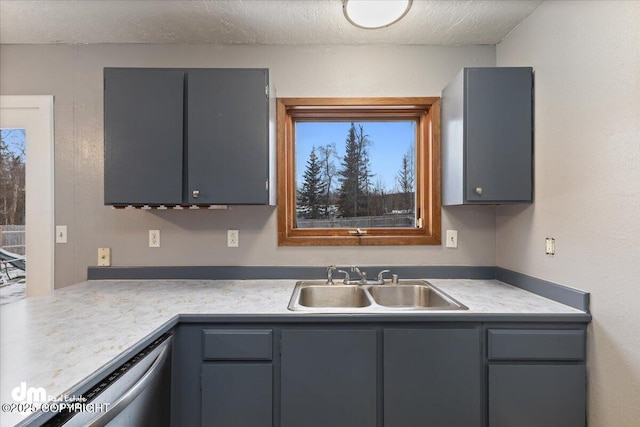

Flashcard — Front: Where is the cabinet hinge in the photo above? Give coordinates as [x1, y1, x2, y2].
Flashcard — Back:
[417, 217, 423, 228]
[265, 85, 269, 98]
[265, 180, 269, 191]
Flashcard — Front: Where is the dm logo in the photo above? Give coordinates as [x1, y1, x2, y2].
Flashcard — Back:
[11, 382, 47, 403]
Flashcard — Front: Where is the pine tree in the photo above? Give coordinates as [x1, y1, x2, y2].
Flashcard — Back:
[337, 124, 361, 217]
[297, 147, 326, 219]
[337, 123, 374, 218]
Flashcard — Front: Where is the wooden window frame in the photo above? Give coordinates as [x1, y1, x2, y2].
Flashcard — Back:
[277, 97, 441, 246]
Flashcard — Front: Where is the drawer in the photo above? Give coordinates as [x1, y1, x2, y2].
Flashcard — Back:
[488, 329, 585, 361]
[203, 329, 272, 361]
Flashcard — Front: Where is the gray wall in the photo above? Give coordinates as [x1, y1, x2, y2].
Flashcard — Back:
[0, 44, 497, 287]
[496, 1, 640, 425]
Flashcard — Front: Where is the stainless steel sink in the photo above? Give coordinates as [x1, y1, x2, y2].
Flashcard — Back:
[288, 280, 467, 311]
[297, 285, 371, 308]
[368, 284, 460, 308]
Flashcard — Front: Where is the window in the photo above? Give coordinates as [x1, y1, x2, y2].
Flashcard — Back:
[277, 97, 441, 246]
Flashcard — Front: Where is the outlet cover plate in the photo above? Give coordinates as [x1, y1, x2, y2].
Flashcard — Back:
[149, 230, 160, 248]
[446, 230, 458, 248]
[98, 248, 111, 266]
[545, 237, 555, 256]
[227, 230, 239, 247]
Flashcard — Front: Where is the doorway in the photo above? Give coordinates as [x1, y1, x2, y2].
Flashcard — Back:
[0, 96, 54, 299]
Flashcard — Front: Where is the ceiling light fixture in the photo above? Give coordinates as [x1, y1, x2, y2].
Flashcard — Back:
[343, 0, 413, 29]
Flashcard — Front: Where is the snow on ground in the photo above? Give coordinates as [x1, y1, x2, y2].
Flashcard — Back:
[0, 281, 26, 305]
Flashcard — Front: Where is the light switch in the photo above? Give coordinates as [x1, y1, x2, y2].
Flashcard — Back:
[56, 225, 67, 244]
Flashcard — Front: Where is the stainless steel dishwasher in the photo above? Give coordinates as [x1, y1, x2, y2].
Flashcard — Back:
[43, 334, 172, 427]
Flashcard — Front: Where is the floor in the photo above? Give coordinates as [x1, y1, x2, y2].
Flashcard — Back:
[0, 281, 26, 305]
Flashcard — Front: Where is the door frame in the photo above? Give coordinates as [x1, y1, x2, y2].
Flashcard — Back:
[0, 95, 55, 296]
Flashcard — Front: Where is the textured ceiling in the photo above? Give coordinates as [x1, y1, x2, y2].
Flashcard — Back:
[0, 0, 543, 45]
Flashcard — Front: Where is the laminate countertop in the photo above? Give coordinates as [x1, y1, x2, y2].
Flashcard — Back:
[0, 278, 589, 426]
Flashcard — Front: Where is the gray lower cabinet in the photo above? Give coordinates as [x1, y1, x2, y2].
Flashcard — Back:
[384, 327, 482, 427]
[442, 67, 533, 205]
[489, 364, 586, 427]
[171, 323, 587, 427]
[201, 364, 272, 427]
[280, 329, 377, 427]
[487, 328, 586, 427]
[200, 329, 273, 427]
[104, 67, 269, 206]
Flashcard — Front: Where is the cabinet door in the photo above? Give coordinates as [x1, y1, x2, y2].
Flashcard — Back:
[104, 68, 184, 205]
[280, 329, 377, 427]
[384, 327, 482, 427]
[187, 69, 269, 204]
[201, 363, 272, 427]
[465, 67, 532, 202]
[489, 364, 586, 427]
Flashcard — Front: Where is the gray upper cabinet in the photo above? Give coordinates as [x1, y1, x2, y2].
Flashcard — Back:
[187, 69, 269, 205]
[104, 67, 269, 206]
[104, 68, 185, 205]
[442, 67, 533, 205]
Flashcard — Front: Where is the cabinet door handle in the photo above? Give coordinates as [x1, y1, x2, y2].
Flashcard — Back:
[192, 190, 200, 198]
[475, 187, 483, 195]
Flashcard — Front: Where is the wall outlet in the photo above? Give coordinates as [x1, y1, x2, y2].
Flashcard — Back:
[227, 230, 239, 247]
[545, 237, 555, 256]
[149, 230, 160, 248]
[98, 248, 111, 266]
[55, 225, 67, 244]
[446, 230, 458, 248]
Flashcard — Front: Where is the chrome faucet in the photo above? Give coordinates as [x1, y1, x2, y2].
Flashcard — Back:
[327, 265, 395, 285]
[336, 269, 351, 284]
[377, 270, 391, 284]
[326, 265, 350, 285]
[351, 266, 367, 284]
[326, 265, 337, 285]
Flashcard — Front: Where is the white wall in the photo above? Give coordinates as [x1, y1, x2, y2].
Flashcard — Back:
[496, 1, 640, 425]
[0, 44, 497, 287]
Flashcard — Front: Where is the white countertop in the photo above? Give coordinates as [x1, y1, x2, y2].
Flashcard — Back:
[0, 278, 586, 426]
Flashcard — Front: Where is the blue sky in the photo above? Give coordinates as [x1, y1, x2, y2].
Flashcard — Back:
[0, 128, 26, 161]
[295, 121, 415, 192]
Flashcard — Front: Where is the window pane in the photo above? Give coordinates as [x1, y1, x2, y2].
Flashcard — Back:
[1, 128, 27, 304]
[294, 121, 416, 228]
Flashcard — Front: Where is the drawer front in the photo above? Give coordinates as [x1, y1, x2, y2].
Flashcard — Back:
[488, 329, 585, 361]
[203, 329, 272, 360]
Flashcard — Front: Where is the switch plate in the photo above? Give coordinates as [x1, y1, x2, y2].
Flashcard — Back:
[98, 248, 111, 266]
[227, 230, 239, 247]
[545, 237, 555, 256]
[446, 230, 458, 248]
[149, 230, 160, 248]
[56, 225, 67, 244]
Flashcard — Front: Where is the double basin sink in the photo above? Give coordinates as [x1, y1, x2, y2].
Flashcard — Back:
[288, 280, 468, 312]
